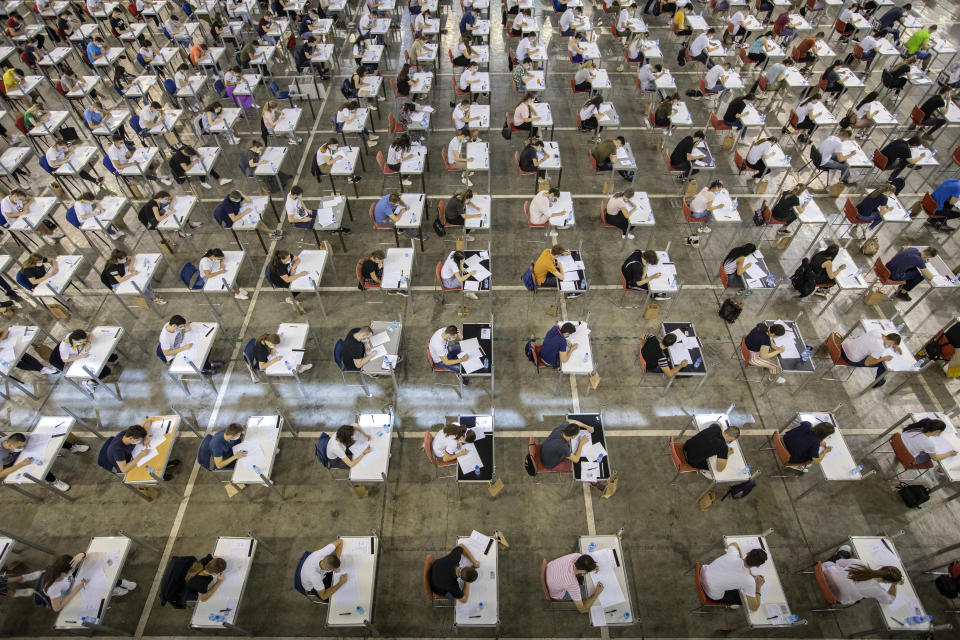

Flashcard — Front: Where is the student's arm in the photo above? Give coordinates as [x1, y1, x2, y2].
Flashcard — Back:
[574, 582, 603, 613]
[115, 448, 151, 473]
[257, 353, 284, 370]
[196, 576, 222, 602]
[457, 581, 471, 604]
[112, 267, 140, 283]
[837, 149, 856, 162]
[662, 359, 688, 378]
[440, 350, 467, 365]
[759, 343, 784, 359]
[50, 578, 89, 612]
[212, 448, 247, 468]
[458, 543, 479, 567]
[929, 449, 958, 461]
[340, 444, 372, 468]
[317, 573, 348, 600]
[919, 266, 935, 280]
[863, 354, 892, 366]
[744, 574, 765, 611]
[811, 445, 832, 464]
[559, 340, 577, 363]
[823, 260, 845, 279]
[735, 256, 751, 276]
[567, 432, 590, 461]
[716, 452, 729, 473]
[0, 457, 35, 478]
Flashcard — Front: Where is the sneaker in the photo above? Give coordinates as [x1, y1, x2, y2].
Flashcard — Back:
[284, 297, 296, 305]
[465, 291, 478, 300]
[119, 579, 137, 591]
[188, 221, 203, 229]
[464, 234, 476, 241]
[82, 379, 97, 394]
[813, 288, 828, 297]
[697, 225, 712, 233]
[235, 290, 249, 300]
[377, 95, 386, 101]
[777, 227, 792, 235]
[368, 135, 380, 142]
[112, 586, 129, 597]
[269, 230, 283, 239]
[774, 376, 787, 384]
[50, 231, 65, 240]
[108, 229, 126, 239]
[297, 363, 313, 373]
[159, 177, 173, 186]
[40, 366, 58, 375]
[623, 233, 635, 239]
[461, 177, 472, 186]
[219, 177, 233, 186]
[69, 444, 89, 453]
[162, 472, 173, 481]
[177, 230, 192, 238]
[872, 378, 887, 389]
[895, 291, 912, 301]
[52, 479, 70, 492]
[548, 229, 558, 237]
[401, 178, 412, 186]
[200, 181, 212, 189]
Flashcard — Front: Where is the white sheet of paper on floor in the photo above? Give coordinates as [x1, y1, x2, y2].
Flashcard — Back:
[480, 328, 491, 339]
[457, 443, 483, 473]
[581, 442, 607, 462]
[461, 350, 485, 373]
[369, 331, 390, 347]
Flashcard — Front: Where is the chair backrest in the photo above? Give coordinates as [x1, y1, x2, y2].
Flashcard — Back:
[164, 78, 177, 95]
[315, 433, 333, 468]
[853, 44, 864, 59]
[179, 262, 199, 288]
[38, 155, 53, 174]
[842, 198, 858, 222]
[155, 342, 167, 364]
[873, 257, 899, 284]
[213, 79, 226, 97]
[813, 562, 839, 604]
[809, 145, 822, 167]
[423, 555, 437, 599]
[333, 339, 345, 371]
[890, 432, 919, 468]
[826, 332, 847, 365]
[771, 430, 792, 466]
[669, 436, 690, 471]
[694, 563, 710, 605]
[196, 434, 214, 469]
[64, 206, 80, 228]
[740, 336, 751, 364]
[293, 551, 311, 595]
[872, 149, 888, 169]
[922, 193, 939, 215]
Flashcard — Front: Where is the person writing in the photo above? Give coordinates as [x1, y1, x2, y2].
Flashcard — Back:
[822, 545, 902, 605]
[325, 424, 373, 469]
[432, 424, 477, 462]
[185, 557, 227, 602]
[809, 244, 846, 295]
[544, 554, 603, 612]
[640, 333, 687, 376]
[428, 325, 471, 374]
[429, 543, 479, 603]
[538, 322, 578, 368]
[299, 539, 346, 601]
[783, 420, 835, 466]
[621, 249, 660, 292]
[205, 423, 246, 470]
[900, 418, 958, 464]
[699, 542, 766, 609]
[885, 246, 937, 302]
[745, 322, 787, 383]
[721, 243, 757, 289]
[840, 331, 902, 388]
[605, 189, 638, 240]
[540, 418, 593, 469]
[683, 423, 740, 472]
[35, 553, 137, 610]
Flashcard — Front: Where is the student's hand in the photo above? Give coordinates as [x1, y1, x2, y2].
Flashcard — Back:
[595, 582, 604, 594]
[823, 446, 833, 454]
[338, 573, 348, 585]
[881, 355, 893, 362]
[727, 446, 734, 455]
[459, 353, 469, 363]
[143, 435, 151, 447]
[755, 574, 765, 588]
[15, 458, 32, 470]
[363, 444, 372, 455]
[235, 450, 248, 459]
[680, 359, 689, 368]
[744, 262, 753, 270]
[569, 342, 579, 352]
[836, 263, 846, 272]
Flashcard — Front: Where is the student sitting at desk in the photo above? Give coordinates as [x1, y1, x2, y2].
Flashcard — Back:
[107, 133, 173, 186]
[928, 178, 960, 232]
[433, 424, 477, 462]
[440, 251, 479, 300]
[840, 330, 901, 388]
[687, 180, 725, 234]
[544, 553, 603, 611]
[448, 130, 476, 188]
[529, 187, 562, 231]
[197, 248, 249, 300]
[36, 553, 137, 610]
[45, 139, 105, 187]
[822, 547, 902, 606]
[250, 332, 313, 374]
[885, 246, 937, 302]
[430, 544, 479, 603]
[269, 250, 308, 313]
[721, 242, 757, 289]
[185, 556, 227, 602]
[137, 191, 196, 239]
[621, 249, 660, 292]
[652, 93, 678, 130]
[326, 424, 373, 469]
[783, 420, 834, 466]
[429, 325, 471, 376]
[105, 423, 179, 480]
[541, 418, 593, 469]
[71, 191, 126, 240]
[285, 185, 318, 230]
[359, 251, 384, 287]
[768, 185, 809, 237]
[101, 249, 166, 304]
[669, 130, 706, 179]
[855, 185, 896, 231]
[0, 328, 59, 376]
[594, 137, 633, 180]
[300, 539, 346, 602]
[699, 541, 766, 609]
[49, 329, 120, 395]
[745, 322, 787, 383]
[533, 244, 570, 287]
[539, 322, 578, 368]
[3, 193, 63, 242]
[605, 190, 638, 240]
[1, 431, 86, 492]
[204, 423, 247, 470]
[518, 137, 548, 180]
[340, 326, 379, 371]
[808, 244, 846, 295]
[158, 315, 224, 375]
[214, 191, 282, 239]
[641, 333, 687, 376]
[683, 423, 739, 472]
[901, 418, 957, 464]
[170, 145, 233, 191]
[374, 192, 420, 238]
[444, 189, 483, 236]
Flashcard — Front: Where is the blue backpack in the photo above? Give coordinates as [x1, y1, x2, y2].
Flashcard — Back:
[315, 434, 332, 468]
[521, 268, 535, 291]
[97, 436, 118, 472]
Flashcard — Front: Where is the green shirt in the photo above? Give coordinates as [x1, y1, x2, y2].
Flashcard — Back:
[905, 29, 928, 55]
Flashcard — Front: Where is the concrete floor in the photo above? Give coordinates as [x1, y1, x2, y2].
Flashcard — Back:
[2, 0, 960, 638]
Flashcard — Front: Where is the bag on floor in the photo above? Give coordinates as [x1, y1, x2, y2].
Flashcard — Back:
[935, 562, 960, 598]
[684, 179, 699, 198]
[860, 237, 879, 256]
[828, 181, 845, 198]
[897, 482, 929, 508]
[501, 118, 511, 140]
[432, 214, 446, 237]
[722, 134, 735, 150]
[644, 302, 660, 319]
[722, 479, 755, 500]
[718, 298, 741, 323]
[523, 453, 536, 476]
[791, 258, 816, 298]
[864, 284, 884, 306]
[752, 201, 767, 226]
[755, 179, 768, 194]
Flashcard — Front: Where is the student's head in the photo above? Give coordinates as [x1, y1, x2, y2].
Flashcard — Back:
[585, 95, 603, 109]
[744, 549, 767, 567]
[123, 424, 148, 443]
[921, 247, 938, 260]
[546, 187, 561, 202]
[458, 189, 473, 201]
[42, 555, 76, 590]
[614, 135, 626, 148]
[767, 324, 786, 338]
[224, 423, 244, 440]
[168, 314, 187, 329]
[812, 422, 835, 441]
[2, 433, 26, 450]
[319, 552, 340, 571]
[692, 130, 705, 142]
[815, 31, 825, 39]
[820, 243, 840, 260]
[336, 424, 357, 446]
[706, 28, 716, 36]
[722, 425, 740, 443]
[641, 250, 658, 265]
[204, 557, 227, 575]
[880, 333, 901, 349]
[155, 190, 171, 205]
[559, 322, 577, 337]
[108, 249, 128, 264]
[708, 180, 724, 192]
[442, 325, 460, 340]
[550, 245, 566, 257]
[662, 333, 677, 348]
[459, 566, 478, 583]
[573, 555, 597, 573]
[67, 329, 88, 345]
[203, 248, 225, 259]
[258, 332, 281, 347]
[368, 250, 385, 263]
[847, 564, 902, 584]
[905, 135, 923, 148]
[929, 25, 937, 33]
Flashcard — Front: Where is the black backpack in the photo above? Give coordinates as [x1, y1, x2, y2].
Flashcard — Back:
[501, 117, 512, 140]
[791, 258, 817, 298]
[523, 453, 536, 476]
[722, 479, 755, 500]
[897, 482, 930, 508]
[935, 561, 960, 598]
[676, 44, 687, 67]
[718, 298, 741, 324]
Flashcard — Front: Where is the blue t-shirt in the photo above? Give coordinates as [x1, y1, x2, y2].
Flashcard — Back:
[932, 179, 960, 211]
[878, 7, 903, 29]
[83, 108, 103, 127]
[86, 42, 103, 60]
[783, 421, 819, 464]
[373, 194, 396, 226]
[885, 247, 926, 281]
[214, 197, 242, 227]
[208, 429, 238, 466]
[540, 326, 568, 367]
[459, 12, 475, 34]
[106, 436, 135, 472]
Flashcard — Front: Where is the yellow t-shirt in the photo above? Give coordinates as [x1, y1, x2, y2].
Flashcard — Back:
[533, 249, 559, 285]
[3, 68, 18, 92]
[673, 10, 685, 30]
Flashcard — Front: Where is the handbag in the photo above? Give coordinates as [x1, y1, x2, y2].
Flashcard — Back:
[432, 214, 446, 237]
[501, 118, 512, 140]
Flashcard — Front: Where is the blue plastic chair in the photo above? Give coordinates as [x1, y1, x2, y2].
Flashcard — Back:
[179, 262, 204, 290]
[269, 80, 290, 100]
[163, 78, 177, 96]
[65, 206, 80, 228]
[213, 79, 226, 97]
[102, 156, 119, 175]
[38, 156, 54, 174]
[15, 271, 34, 291]
[136, 53, 147, 69]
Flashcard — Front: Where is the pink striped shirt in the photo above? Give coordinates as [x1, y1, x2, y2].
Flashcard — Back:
[545, 553, 582, 601]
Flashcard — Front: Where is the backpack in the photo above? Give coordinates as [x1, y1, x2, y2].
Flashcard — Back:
[432, 214, 446, 237]
[718, 298, 741, 323]
[524, 339, 536, 364]
[934, 561, 960, 598]
[521, 267, 535, 291]
[501, 118, 512, 140]
[676, 44, 686, 67]
[860, 237, 879, 256]
[752, 200, 767, 226]
[790, 258, 817, 298]
[523, 453, 536, 476]
[722, 479, 755, 500]
[897, 482, 929, 508]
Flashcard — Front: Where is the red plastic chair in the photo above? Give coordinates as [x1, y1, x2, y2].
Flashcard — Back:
[369, 203, 393, 231]
[771, 430, 808, 471]
[738, 47, 756, 68]
[376, 151, 399, 176]
[506, 110, 525, 134]
[570, 76, 589, 94]
[733, 149, 758, 175]
[921, 192, 945, 223]
[669, 436, 696, 483]
[813, 562, 841, 606]
[872, 149, 889, 170]
[873, 258, 905, 288]
[600, 201, 616, 229]
[423, 430, 457, 468]
[388, 113, 405, 134]
[451, 74, 470, 97]
[528, 436, 572, 473]
[890, 433, 934, 477]
[524, 201, 547, 228]
[356, 259, 380, 291]
[694, 564, 732, 610]
[843, 198, 869, 227]
[434, 261, 460, 294]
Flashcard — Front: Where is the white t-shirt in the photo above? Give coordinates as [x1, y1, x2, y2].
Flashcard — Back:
[74, 201, 94, 219]
[299, 543, 337, 593]
[838, 8, 853, 22]
[901, 429, 936, 458]
[428, 327, 449, 363]
[705, 64, 725, 89]
[285, 194, 308, 221]
[616, 8, 629, 32]
[842, 331, 885, 362]
[746, 141, 772, 165]
[157, 326, 180, 362]
[198, 256, 221, 279]
[459, 69, 479, 91]
[45, 575, 74, 600]
[823, 559, 895, 606]
[574, 68, 591, 84]
[700, 546, 757, 601]
[860, 35, 878, 53]
[440, 254, 460, 282]
[690, 33, 709, 57]
[452, 104, 469, 130]
[637, 64, 655, 89]
[45, 146, 66, 165]
[606, 196, 628, 216]
[817, 136, 843, 165]
[432, 430, 459, 458]
[326, 436, 347, 461]
[516, 37, 533, 61]
[107, 143, 130, 166]
[529, 191, 551, 224]
[579, 104, 598, 121]
[795, 100, 815, 122]
[447, 137, 463, 165]
[730, 11, 744, 31]
[0, 196, 22, 217]
[560, 9, 577, 32]
[628, 39, 642, 60]
[386, 144, 403, 165]
[690, 188, 714, 213]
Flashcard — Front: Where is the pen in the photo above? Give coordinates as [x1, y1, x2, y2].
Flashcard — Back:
[247, 539, 254, 556]
[891, 617, 905, 625]
[205, 326, 214, 337]
[370, 536, 374, 554]
[612, 549, 620, 567]
[484, 539, 493, 555]
[758, 537, 766, 551]
[339, 612, 351, 616]
[881, 538, 893, 553]
[767, 615, 779, 620]
[469, 615, 481, 618]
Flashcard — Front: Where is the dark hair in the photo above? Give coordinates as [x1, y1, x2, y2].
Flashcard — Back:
[444, 325, 459, 336]
[169, 315, 186, 326]
[615, 135, 626, 145]
[884, 333, 902, 345]
[291, 185, 304, 196]
[108, 249, 127, 263]
[125, 425, 147, 439]
[460, 566, 478, 582]
[224, 423, 244, 437]
[67, 329, 87, 343]
[6, 433, 26, 444]
[906, 135, 923, 147]
[42, 555, 74, 591]
[662, 333, 677, 347]
[369, 250, 385, 260]
[855, 91, 879, 111]
[816, 244, 840, 261]
[768, 324, 786, 337]
[847, 564, 902, 584]
[323, 554, 340, 569]
[560, 322, 576, 335]
[336, 424, 356, 446]
[562, 423, 580, 437]
[574, 555, 597, 572]
[258, 332, 280, 345]
[692, 129, 705, 140]
[745, 549, 768, 567]
[641, 250, 658, 265]
[203, 248, 225, 259]
[722, 243, 757, 264]
[812, 422, 835, 440]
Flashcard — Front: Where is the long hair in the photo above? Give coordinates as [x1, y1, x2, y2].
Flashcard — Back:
[722, 243, 757, 264]
[846, 563, 902, 583]
[42, 555, 74, 591]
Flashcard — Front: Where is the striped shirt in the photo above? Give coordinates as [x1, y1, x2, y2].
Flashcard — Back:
[545, 553, 582, 601]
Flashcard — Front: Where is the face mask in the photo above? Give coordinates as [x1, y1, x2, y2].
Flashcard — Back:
[10, 447, 23, 453]
[361, 338, 370, 343]
[174, 326, 184, 333]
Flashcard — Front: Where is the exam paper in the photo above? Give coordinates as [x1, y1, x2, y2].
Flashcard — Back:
[234, 440, 265, 467]
[581, 442, 607, 462]
[480, 328, 491, 340]
[332, 570, 361, 605]
[315, 207, 336, 227]
[367, 344, 387, 361]
[582, 462, 601, 481]
[744, 261, 766, 280]
[459, 338, 481, 353]
[369, 332, 390, 347]
[590, 606, 608, 626]
[461, 351, 485, 373]
[457, 443, 484, 473]
[556, 254, 577, 271]
[463, 280, 480, 291]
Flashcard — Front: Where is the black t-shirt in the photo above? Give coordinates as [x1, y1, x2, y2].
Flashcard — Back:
[169, 150, 191, 179]
[100, 262, 125, 288]
[252, 340, 271, 368]
[620, 250, 645, 286]
[920, 95, 945, 119]
[185, 574, 214, 598]
[518, 146, 539, 172]
[397, 77, 411, 95]
[341, 329, 366, 371]
[138, 200, 161, 229]
[810, 251, 833, 279]
[724, 99, 747, 122]
[682, 423, 728, 469]
[744, 323, 771, 352]
[21, 262, 48, 284]
[445, 197, 466, 222]
[268, 261, 291, 289]
[881, 139, 910, 164]
[429, 547, 464, 598]
[361, 259, 381, 281]
[670, 136, 695, 167]
[783, 421, 820, 464]
[641, 336, 669, 372]
[771, 194, 799, 222]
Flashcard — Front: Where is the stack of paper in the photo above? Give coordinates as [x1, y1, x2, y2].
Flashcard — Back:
[457, 443, 484, 473]
[234, 440, 265, 467]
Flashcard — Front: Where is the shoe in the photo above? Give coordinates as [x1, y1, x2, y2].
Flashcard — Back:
[156, 296, 169, 305]
[777, 227, 793, 236]
[82, 379, 97, 394]
[813, 288, 828, 297]
[162, 472, 173, 481]
[219, 177, 233, 186]
[565, 292, 583, 299]
[548, 229, 558, 237]
[50, 231, 65, 240]
[177, 230, 192, 238]
[367, 135, 380, 142]
[774, 376, 787, 384]
[348, 176, 363, 183]
[69, 444, 89, 453]
[465, 292, 478, 300]
[697, 225, 711, 233]
[108, 229, 126, 239]
[208, 360, 224, 369]
[895, 291, 912, 301]
[377, 95, 386, 101]
[690, 169, 700, 176]
[52, 479, 70, 492]
[235, 290, 249, 300]
[119, 579, 137, 591]
[838, 544, 851, 555]
[159, 177, 173, 186]
[40, 366, 58, 375]
[200, 181, 212, 189]
[461, 177, 472, 186]
[464, 234, 475, 241]
[341, 227, 352, 234]
[269, 230, 283, 239]
[623, 233, 635, 239]
[297, 363, 313, 373]
[112, 586, 129, 597]
[165, 459, 180, 469]
[188, 221, 203, 229]
[95, 177, 105, 185]
[284, 296, 295, 305]
[401, 178, 412, 186]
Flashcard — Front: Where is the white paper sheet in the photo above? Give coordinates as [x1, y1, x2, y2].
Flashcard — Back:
[332, 570, 361, 604]
[590, 548, 626, 608]
[590, 606, 608, 627]
[367, 344, 387, 361]
[581, 442, 607, 462]
[461, 351, 485, 373]
[459, 338, 481, 353]
[457, 443, 484, 473]
[480, 328, 491, 339]
[560, 281, 576, 291]
[463, 280, 480, 291]
[369, 332, 390, 347]
[775, 331, 801, 360]
[233, 440, 265, 467]
[744, 260, 766, 280]
[667, 344, 692, 366]
[556, 254, 577, 271]
[315, 207, 336, 227]
[581, 462, 601, 481]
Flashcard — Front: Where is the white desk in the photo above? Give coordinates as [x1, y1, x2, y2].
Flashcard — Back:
[263, 324, 308, 375]
[848, 536, 930, 633]
[349, 413, 393, 482]
[579, 535, 635, 626]
[3, 416, 73, 490]
[559, 320, 593, 375]
[64, 326, 122, 381]
[380, 247, 414, 290]
[326, 536, 379, 627]
[55, 537, 131, 630]
[455, 531, 498, 627]
[190, 537, 257, 631]
[724, 535, 798, 628]
[232, 415, 282, 485]
[168, 322, 218, 376]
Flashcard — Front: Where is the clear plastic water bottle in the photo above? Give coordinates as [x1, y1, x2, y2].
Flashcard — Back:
[784, 614, 799, 624]
[399, 271, 407, 288]
[588, 542, 596, 552]
[896, 322, 905, 332]
[81, 616, 96, 625]
[474, 464, 480, 475]
[209, 613, 226, 623]
[851, 464, 863, 475]
[622, 612, 630, 621]
[583, 351, 589, 363]
[32, 456, 42, 466]
[731, 197, 739, 209]
[855, 265, 866, 277]
[252, 464, 262, 476]
[742, 464, 752, 476]
[913, 357, 927, 369]
[800, 346, 812, 362]
[483, 357, 488, 369]
[905, 615, 932, 626]
[391, 317, 398, 331]
[0, 359, 9, 370]
[284, 359, 293, 372]
[672, 275, 678, 289]
[478, 601, 484, 611]
[694, 356, 702, 368]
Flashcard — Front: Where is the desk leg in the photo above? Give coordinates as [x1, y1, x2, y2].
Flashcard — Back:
[359, 372, 372, 398]
[231, 228, 243, 251]
[392, 227, 400, 247]
[21, 473, 77, 502]
[64, 376, 94, 400]
[222, 622, 252, 637]
[388, 366, 399, 398]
